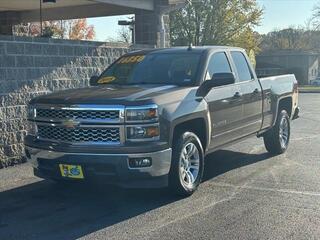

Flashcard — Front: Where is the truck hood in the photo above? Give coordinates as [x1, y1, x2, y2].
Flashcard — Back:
[30, 84, 191, 106]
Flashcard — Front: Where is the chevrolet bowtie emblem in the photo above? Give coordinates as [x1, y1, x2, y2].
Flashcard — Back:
[62, 119, 80, 129]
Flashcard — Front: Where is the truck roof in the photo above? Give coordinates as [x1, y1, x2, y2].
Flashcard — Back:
[128, 46, 244, 56]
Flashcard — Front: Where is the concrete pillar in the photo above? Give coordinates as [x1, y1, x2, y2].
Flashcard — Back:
[0, 12, 20, 35]
[135, 0, 171, 48]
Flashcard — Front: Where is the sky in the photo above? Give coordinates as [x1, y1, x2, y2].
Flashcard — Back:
[87, 0, 319, 42]
[256, 0, 318, 33]
[87, 15, 133, 42]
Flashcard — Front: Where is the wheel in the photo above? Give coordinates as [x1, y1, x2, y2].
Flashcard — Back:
[263, 109, 290, 154]
[169, 131, 204, 196]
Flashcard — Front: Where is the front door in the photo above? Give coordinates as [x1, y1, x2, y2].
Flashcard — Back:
[204, 52, 244, 149]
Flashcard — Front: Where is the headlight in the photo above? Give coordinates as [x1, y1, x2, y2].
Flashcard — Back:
[26, 121, 37, 136]
[127, 125, 160, 141]
[125, 105, 158, 123]
[27, 105, 36, 120]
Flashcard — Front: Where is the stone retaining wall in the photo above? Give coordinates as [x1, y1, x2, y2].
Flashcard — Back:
[0, 35, 129, 167]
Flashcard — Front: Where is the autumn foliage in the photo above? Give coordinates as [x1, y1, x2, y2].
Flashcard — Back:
[67, 19, 95, 40]
[14, 18, 95, 40]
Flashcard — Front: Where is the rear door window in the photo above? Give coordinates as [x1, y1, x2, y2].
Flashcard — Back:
[231, 51, 253, 82]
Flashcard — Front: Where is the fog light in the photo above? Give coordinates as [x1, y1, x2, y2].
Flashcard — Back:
[129, 157, 152, 168]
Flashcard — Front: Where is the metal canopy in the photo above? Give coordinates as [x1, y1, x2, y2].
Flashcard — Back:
[0, 0, 155, 22]
[0, 0, 154, 11]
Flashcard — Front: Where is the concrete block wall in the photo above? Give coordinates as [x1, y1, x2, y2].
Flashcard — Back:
[0, 35, 129, 168]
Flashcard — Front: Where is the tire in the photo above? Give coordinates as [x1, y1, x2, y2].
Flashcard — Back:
[263, 109, 290, 154]
[169, 131, 204, 196]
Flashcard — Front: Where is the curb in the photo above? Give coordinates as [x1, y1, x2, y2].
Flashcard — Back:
[299, 90, 320, 93]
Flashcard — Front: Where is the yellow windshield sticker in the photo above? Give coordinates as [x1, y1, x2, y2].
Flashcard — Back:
[97, 76, 116, 84]
[118, 55, 145, 64]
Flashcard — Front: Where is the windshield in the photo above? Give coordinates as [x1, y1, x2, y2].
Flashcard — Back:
[96, 53, 201, 86]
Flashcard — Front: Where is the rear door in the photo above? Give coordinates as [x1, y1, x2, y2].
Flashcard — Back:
[230, 51, 263, 135]
[204, 52, 243, 149]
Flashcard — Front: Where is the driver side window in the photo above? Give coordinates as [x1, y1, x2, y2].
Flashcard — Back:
[206, 52, 233, 81]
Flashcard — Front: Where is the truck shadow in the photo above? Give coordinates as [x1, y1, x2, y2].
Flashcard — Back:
[203, 150, 271, 182]
[0, 150, 270, 240]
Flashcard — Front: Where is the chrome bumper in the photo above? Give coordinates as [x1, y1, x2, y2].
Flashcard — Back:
[25, 146, 172, 178]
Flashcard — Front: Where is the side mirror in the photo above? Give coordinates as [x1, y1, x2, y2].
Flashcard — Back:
[89, 75, 99, 86]
[210, 73, 235, 87]
[197, 72, 235, 97]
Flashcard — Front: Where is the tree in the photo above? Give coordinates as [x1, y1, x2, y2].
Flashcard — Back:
[13, 19, 95, 40]
[43, 21, 64, 38]
[311, 2, 320, 30]
[259, 28, 308, 51]
[67, 19, 95, 40]
[259, 27, 320, 52]
[117, 26, 131, 44]
[257, 3, 320, 52]
[169, 0, 263, 52]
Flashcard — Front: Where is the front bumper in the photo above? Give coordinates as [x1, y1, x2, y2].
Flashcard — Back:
[25, 146, 172, 188]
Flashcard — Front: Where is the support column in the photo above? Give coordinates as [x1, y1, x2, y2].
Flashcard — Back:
[135, 0, 171, 48]
[0, 12, 20, 35]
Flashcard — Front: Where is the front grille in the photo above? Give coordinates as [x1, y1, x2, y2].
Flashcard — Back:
[36, 109, 120, 121]
[37, 125, 120, 144]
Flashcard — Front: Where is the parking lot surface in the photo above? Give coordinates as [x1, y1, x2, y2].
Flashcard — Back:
[0, 93, 319, 240]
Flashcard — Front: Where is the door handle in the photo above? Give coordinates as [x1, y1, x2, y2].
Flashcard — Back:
[222, 92, 242, 104]
[233, 92, 242, 98]
[252, 88, 259, 94]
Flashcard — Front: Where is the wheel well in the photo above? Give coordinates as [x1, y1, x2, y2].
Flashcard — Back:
[278, 97, 293, 117]
[173, 118, 207, 150]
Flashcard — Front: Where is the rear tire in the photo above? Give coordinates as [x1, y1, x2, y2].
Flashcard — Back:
[263, 109, 290, 154]
[169, 131, 204, 196]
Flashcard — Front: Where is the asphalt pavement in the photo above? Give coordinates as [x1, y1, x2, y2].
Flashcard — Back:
[0, 93, 319, 240]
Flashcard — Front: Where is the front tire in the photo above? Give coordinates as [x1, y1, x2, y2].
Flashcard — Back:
[263, 109, 290, 154]
[169, 131, 204, 196]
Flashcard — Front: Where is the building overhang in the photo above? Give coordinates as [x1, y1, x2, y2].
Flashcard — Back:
[0, 0, 161, 22]
[0, 0, 186, 23]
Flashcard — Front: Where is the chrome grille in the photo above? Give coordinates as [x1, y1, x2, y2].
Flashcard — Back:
[37, 125, 120, 144]
[36, 109, 120, 121]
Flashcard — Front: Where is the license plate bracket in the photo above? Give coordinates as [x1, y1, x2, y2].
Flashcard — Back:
[59, 164, 84, 179]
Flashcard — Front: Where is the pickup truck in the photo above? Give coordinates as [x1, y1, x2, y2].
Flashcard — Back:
[25, 46, 300, 196]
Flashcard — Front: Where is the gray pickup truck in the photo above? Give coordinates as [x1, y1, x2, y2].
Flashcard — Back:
[25, 46, 299, 195]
